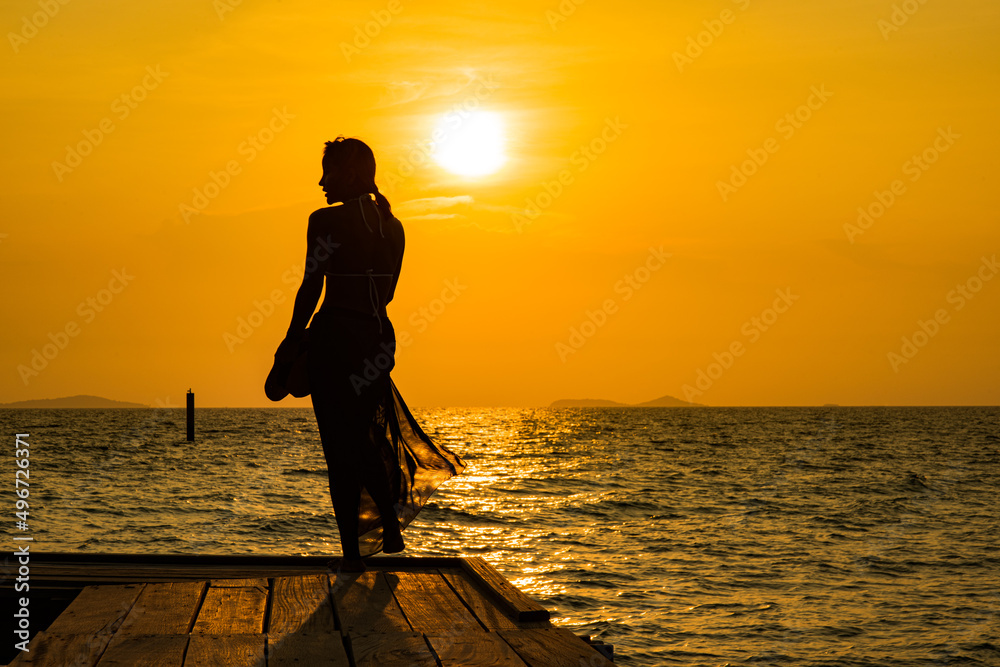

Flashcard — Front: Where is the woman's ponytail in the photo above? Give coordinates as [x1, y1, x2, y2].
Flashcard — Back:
[372, 183, 393, 219]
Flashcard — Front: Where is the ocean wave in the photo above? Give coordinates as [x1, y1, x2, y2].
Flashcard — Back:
[8, 405, 998, 667]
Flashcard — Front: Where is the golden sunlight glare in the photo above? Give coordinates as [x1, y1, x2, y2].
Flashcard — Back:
[431, 110, 507, 177]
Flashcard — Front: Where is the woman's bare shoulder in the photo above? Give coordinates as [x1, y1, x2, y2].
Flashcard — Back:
[307, 206, 351, 238]
[308, 206, 346, 224]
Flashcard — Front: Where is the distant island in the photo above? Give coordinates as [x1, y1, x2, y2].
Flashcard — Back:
[549, 398, 630, 408]
[549, 394, 705, 408]
[0, 395, 149, 408]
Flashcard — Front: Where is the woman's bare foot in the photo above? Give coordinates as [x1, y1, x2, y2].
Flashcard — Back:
[383, 528, 405, 554]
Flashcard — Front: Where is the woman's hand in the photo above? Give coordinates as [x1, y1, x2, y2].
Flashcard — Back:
[275, 331, 304, 363]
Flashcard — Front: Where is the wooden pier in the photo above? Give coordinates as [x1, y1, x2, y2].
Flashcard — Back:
[3, 553, 614, 666]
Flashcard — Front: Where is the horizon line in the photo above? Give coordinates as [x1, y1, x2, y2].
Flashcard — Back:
[4, 403, 999, 409]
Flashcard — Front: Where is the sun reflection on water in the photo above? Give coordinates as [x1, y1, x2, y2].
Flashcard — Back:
[14, 406, 1000, 666]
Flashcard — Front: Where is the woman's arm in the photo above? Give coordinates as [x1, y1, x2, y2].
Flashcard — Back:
[282, 215, 324, 344]
[386, 227, 405, 304]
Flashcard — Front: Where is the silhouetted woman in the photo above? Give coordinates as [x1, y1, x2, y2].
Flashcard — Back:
[273, 137, 464, 571]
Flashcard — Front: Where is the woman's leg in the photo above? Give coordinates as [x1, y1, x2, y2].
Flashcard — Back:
[309, 318, 403, 556]
[307, 323, 369, 562]
[311, 384, 365, 560]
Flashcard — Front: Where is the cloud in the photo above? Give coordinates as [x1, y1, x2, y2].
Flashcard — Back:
[405, 213, 463, 221]
[373, 80, 433, 108]
[817, 238, 962, 276]
[396, 195, 474, 214]
[371, 70, 487, 109]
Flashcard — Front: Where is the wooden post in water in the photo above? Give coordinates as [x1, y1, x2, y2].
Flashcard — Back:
[186, 389, 195, 441]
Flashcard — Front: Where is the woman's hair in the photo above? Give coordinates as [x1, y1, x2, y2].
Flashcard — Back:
[323, 136, 393, 217]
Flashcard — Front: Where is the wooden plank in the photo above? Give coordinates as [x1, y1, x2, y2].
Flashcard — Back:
[208, 578, 268, 589]
[9, 632, 108, 667]
[387, 571, 482, 634]
[442, 571, 519, 631]
[498, 628, 614, 667]
[268, 575, 333, 636]
[19, 556, 479, 580]
[14, 556, 478, 587]
[461, 558, 550, 622]
[11, 585, 146, 665]
[46, 584, 145, 634]
[349, 632, 437, 667]
[23, 552, 460, 568]
[185, 634, 264, 666]
[191, 587, 267, 634]
[332, 571, 410, 633]
[29, 565, 289, 579]
[267, 631, 350, 667]
[427, 632, 529, 667]
[266, 574, 350, 666]
[20, 566, 310, 586]
[96, 634, 189, 666]
[118, 582, 206, 635]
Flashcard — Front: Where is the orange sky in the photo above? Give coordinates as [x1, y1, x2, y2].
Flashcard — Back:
[2, 0, 998, 407]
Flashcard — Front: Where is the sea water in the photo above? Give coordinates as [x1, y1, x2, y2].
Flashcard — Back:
[2, 406, 998, 666]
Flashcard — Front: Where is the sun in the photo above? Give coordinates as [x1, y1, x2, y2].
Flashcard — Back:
[431, 110, 507, 177]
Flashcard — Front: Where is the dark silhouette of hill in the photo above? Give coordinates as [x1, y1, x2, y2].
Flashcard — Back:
[635, 394, 704, 407]
[550, 394, 704, 408]
[549, 398, 630, 408]
[0, 395, 149, 408]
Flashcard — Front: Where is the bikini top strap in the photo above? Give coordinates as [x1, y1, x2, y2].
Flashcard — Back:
[353, 193, 384, 238]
